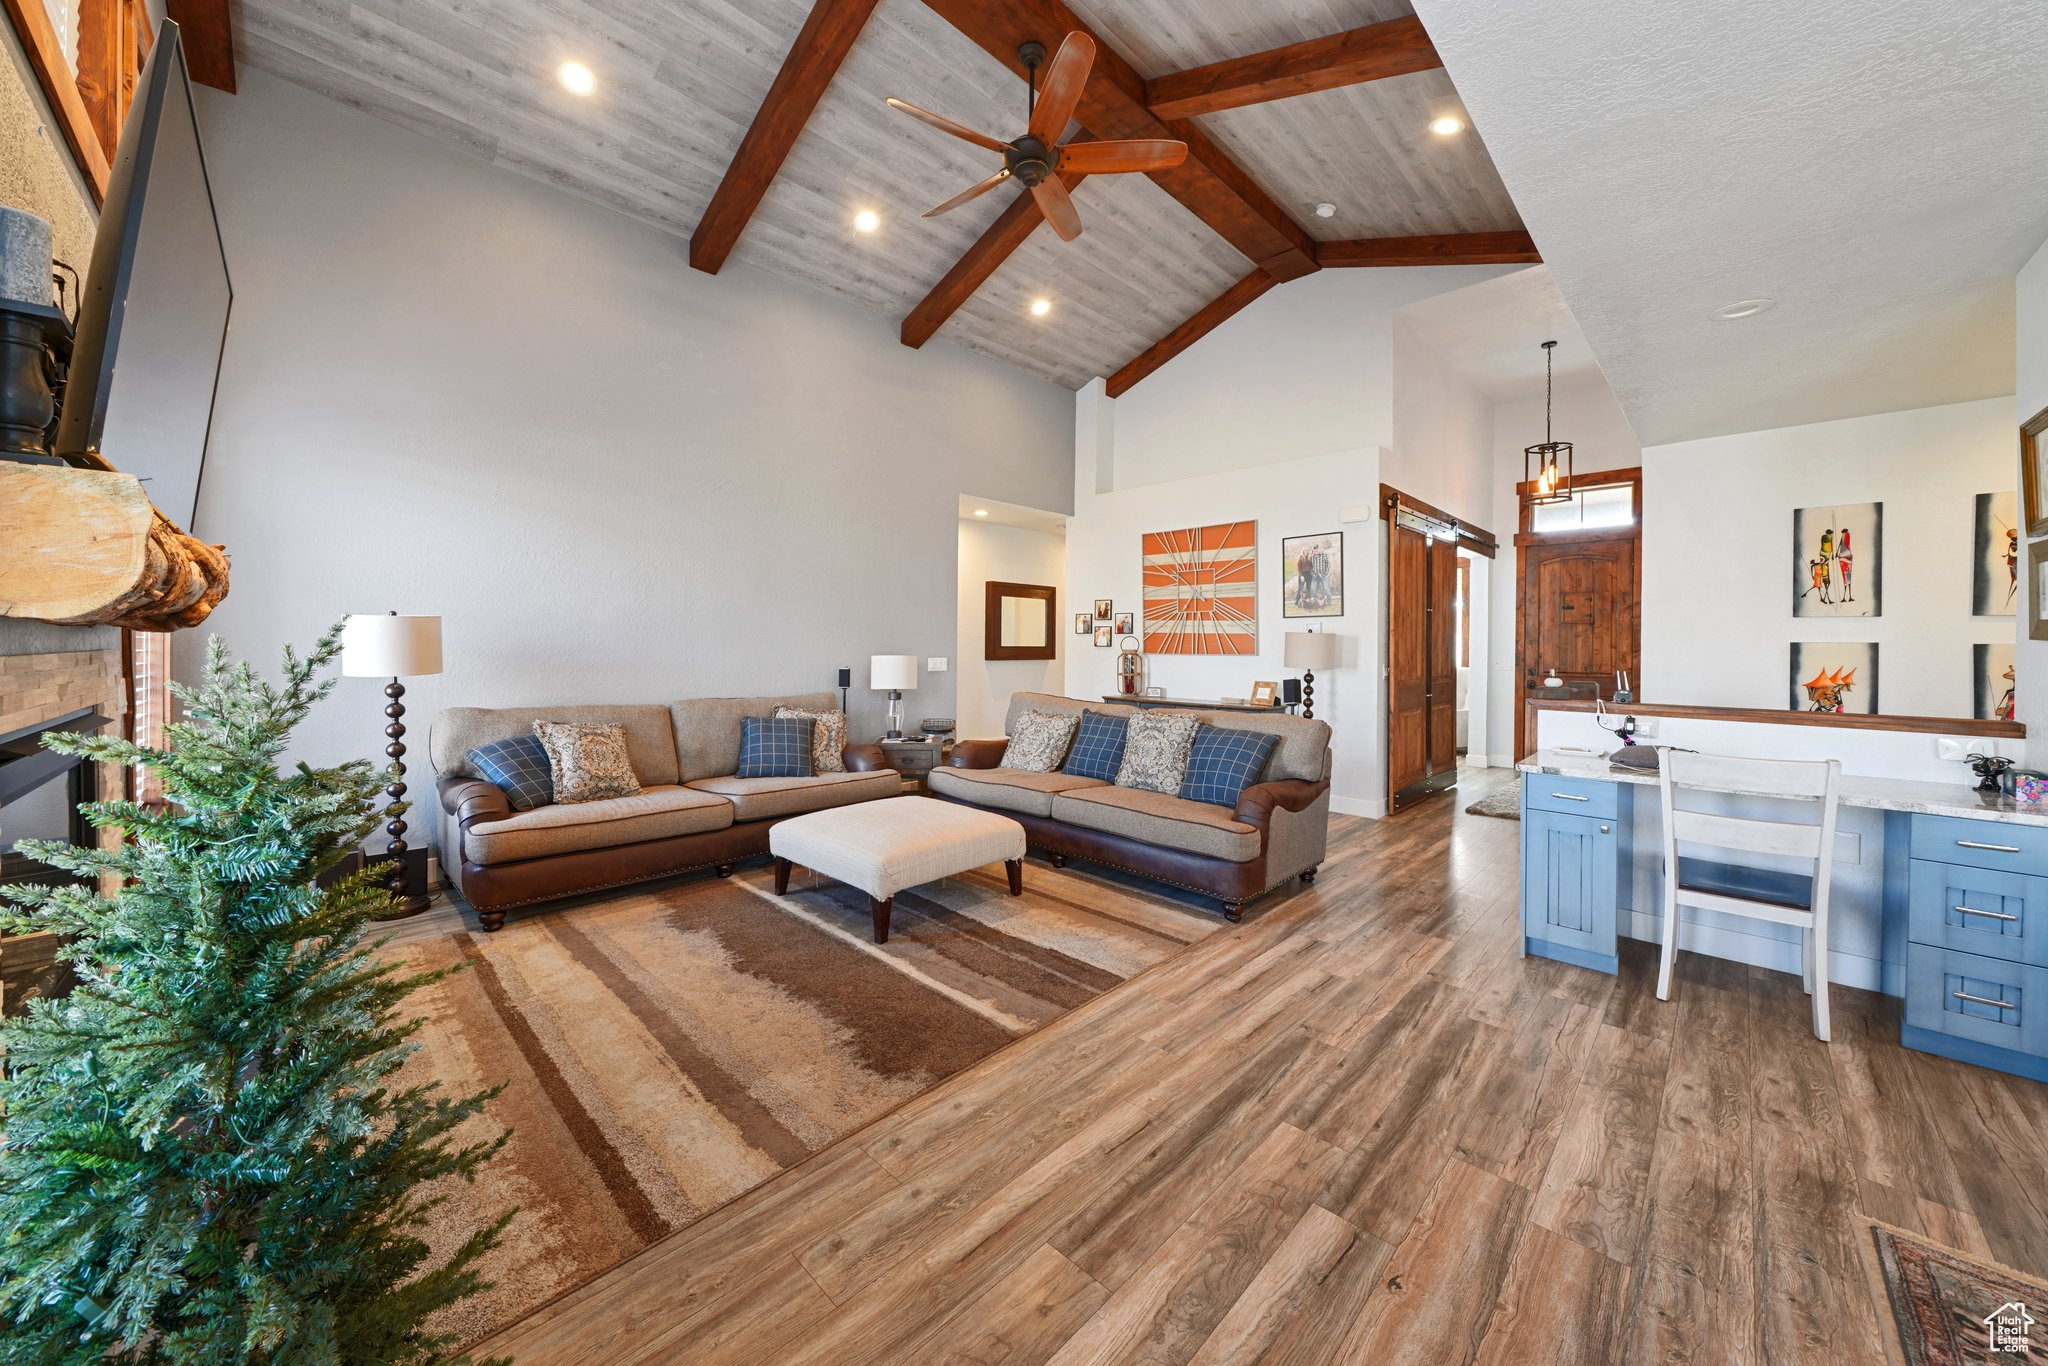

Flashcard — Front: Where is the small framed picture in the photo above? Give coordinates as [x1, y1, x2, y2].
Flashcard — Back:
[1114, 611, 1133, 634]
[1093, 598, 1114, 620]
[1250, 680, 1278, 706]
[1093, 625, 1113, 647]
[1143, 686, 1165, 698]
[1074, 612, 1093, 635]
[2025, 403, 2048, 539]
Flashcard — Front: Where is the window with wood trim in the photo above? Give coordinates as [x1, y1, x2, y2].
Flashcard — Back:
[127, 629, 168, 803]
[1454, 559, 1471, 668]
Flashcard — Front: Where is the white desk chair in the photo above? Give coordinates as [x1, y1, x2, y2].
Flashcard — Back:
[1656, 751, 1842, 1040]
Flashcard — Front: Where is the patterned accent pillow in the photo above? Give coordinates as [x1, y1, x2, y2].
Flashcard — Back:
[1062, 710, 1130, 782]
[773, 705, 847, 774]
[466, 734, 555, 811]
[736, 715, 815, 779]
[1113, 711, 1202, 795]
[1179, 725, 1282, 807]
[1000, 709, 1080, 773]
[532, 720, 642, 804]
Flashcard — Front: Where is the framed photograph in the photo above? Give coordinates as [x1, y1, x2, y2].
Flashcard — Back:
[1074, 612, 1093, 635]
[1973, 491, 2020, 617]
[2031, 540, 2048, 641]
[1249, 680, 1278, 706]
[2024, 403, 2048, 538]
[1791, 503, 1880, 617]
[1113, 611, 1133, 634]
[1143, 686, 1165, 698]
[1974, 642, 2016, 722]
[1790, 641, 1879, 715]
[1093, 598, 1114, 620]
[1093, 625, 1113, 647]
[1281, 532, 1343, 618]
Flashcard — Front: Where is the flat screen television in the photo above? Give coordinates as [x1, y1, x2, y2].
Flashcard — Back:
[55, 20, 231, 534]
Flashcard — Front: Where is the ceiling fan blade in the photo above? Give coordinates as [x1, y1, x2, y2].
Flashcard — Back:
[1032, 176, 1082, 242]
[1027, 31, 1096, 144]
[886, 97, 1011, 154]
[1057, 139, 1187, 175]
[925, 168, 1013, 217]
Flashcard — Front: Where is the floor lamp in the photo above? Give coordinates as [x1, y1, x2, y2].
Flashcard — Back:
[343, 612, 443, 918]
[1284, 629, 1338, 720]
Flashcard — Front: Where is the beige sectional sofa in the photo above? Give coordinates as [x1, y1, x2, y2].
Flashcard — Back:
[431, 692, 897, 929]
[929, 692, 1333, 920]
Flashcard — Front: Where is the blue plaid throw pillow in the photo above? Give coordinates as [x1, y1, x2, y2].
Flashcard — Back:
[737, 715, 815, 778]
[467, 734, 555, 811]
[1178, 725, 1281, 807]
[1062, 710, 1129, 782]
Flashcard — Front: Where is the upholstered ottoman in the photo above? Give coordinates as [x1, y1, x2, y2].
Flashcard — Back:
[769, 796, 1026, 943]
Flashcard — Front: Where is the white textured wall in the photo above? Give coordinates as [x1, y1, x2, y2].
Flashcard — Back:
[955, 519, 1065, 741]
[2019, 237, 2048, 768]
[1639, 398, 2015, 718]
[1388, 313, 1498, 526]
[179, 71, 1074, 807]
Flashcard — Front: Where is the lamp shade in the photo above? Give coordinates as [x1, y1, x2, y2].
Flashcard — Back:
[342, 614, 443, 677]
[870, 654, 918, 691]
[1284, 630, 1338, 671]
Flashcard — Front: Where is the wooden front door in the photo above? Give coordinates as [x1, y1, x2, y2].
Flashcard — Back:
[1516, 531, 1640, 758]
[1388, 522, 1461, 809]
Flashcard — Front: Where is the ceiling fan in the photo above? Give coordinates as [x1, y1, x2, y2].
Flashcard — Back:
[885, 32, 1187, 242]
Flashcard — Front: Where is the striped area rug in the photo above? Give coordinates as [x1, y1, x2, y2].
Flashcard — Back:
[395, 860, 1220, 1347]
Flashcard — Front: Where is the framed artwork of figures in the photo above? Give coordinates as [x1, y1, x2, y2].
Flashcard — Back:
[1281, 533, 1343, 618]
[1790, 641, 1878, 714]
[1791, 503, 1880, 617]
[1974, 642, 2016, 722]
[1973, 491, 2020, 617]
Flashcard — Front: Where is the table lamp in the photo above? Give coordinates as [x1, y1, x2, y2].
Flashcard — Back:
[1284, 629, 1338, 720]
[871, 655, 918, 740]
[342, 612, 442, 917]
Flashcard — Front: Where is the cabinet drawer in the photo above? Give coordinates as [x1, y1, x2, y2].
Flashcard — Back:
[1907, 815, 2048, 876]
[1903, 944, 2048, 1058]
[1523, 774, 1620, 820]
[1907, 860, 2048, 966]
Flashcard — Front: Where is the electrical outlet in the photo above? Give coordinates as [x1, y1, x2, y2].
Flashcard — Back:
[1936, 737, 1971, 762]
[1630, 716, 1657, 739]
[927, 657, 948, 672]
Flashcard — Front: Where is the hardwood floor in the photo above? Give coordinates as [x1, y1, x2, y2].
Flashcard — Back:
[471, 771, 2048, 1364]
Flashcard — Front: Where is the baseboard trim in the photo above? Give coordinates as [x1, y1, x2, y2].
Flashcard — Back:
[1331, 795, 1387, 820]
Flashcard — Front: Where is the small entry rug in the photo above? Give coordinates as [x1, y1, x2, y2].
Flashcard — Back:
[1464, 778, 1521, 820]
[1872, 1222, 2048, 1365]
[394, 860, 1218, 1347]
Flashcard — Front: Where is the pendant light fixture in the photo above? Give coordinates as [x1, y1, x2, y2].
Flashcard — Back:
[1524, 339, 1573, 506]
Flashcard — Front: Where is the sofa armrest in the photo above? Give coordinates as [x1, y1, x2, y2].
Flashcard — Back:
[438, 774, 511, 827]
[1234, 778, 1330, 838]
[843, 743, 892, 773]
[949, 739, 1009, 770]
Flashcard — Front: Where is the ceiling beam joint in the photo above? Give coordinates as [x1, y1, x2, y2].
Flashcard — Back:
[1143, 16, 1440, 121]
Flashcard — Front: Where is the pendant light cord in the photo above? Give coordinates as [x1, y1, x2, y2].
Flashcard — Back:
[1543, 339, 1555, 443]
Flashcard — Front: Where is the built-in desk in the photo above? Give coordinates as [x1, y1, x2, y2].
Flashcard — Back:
[1518, 748, 2048, 1082]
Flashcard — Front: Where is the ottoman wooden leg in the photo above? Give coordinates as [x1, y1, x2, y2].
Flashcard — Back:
[1006, 859, 1023, 895]
[774, 858, 792, 895]
[871, 896, 893, 944]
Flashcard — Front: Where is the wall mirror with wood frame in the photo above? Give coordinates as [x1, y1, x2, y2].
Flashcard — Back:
[985, 581, 1056, 661]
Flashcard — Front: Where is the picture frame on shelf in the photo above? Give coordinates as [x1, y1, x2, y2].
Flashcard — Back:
[1093, 625, 1113, 647]
[2025, 403, 2048, 539]
[1249, 680, 1279, 707]
[1074, 612, 1093, 634]
[1143, 686, 1165, 698]
[1114, 611, 1133, 633]
[1093, 598, 1114, 620]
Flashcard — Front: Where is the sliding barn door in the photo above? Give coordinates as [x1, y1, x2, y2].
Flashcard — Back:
[1388, 522, 1461, 811]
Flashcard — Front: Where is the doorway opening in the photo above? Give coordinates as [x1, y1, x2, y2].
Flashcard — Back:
[1383, 485, 1496, 812]
[1512, 467, 1642, 759]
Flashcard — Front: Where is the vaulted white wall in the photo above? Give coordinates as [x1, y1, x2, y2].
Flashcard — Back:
[2017, 235, 2048, 767]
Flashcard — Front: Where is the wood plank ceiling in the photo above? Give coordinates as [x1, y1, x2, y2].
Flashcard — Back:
[232, 0, 1533, 391]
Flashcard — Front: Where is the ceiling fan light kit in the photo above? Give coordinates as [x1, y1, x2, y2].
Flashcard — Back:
[885, 31, 1188, 242]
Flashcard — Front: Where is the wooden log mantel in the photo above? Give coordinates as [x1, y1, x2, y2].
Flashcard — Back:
[0, 462, 230, 630]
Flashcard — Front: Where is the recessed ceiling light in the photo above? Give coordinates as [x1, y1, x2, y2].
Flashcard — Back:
[1710, 297, 1776, 320]
[853, 209, 880, 234]
[1029, 298, 1052, 317]
[558, 60, 596, 96]
[973, 508, 989, 517]
[1313, 202, 1337, 219]
[1429, 115, 1465, 136]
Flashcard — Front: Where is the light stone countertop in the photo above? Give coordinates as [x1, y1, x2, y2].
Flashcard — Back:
[1518, 748, 2048, 829]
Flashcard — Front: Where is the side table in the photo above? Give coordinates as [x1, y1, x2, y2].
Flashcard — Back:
[877, 737, 948, 793]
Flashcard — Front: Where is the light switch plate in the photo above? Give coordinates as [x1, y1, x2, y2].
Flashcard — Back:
[1936, 737, 1970, 762]
[927, 657, 948, 672]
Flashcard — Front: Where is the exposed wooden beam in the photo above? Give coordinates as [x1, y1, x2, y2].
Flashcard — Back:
[1316, 231, 1540, 267]
[2, 0, 111, 200]
[922, 0, 1317, 279]
[1105, 268, 1277, 398]
[165, 0, 235, 93]
[901, 168, 1087, 349]
[1144, 17, 1440, 120]
[690, 0, 885, 275]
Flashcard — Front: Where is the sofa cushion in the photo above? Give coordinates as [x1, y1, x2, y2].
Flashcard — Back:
[432, 705, 680, 786]
[1113, 711, 1202, 795]
[685, 769, 899, 822]
[737, 716, 815, 779]
[1004, 691, 1136, 734]
[1000, 709, 1079, 773]
[466, 734, 554, 811]
[1179, 725, 1281, 808]
[774, 705, 847, 774]
[1003, 691, 1330, 786]
[1061, 711, 1129, 782]
[534, 720, 644, 803]
[463, 784, 733, 865]
[670, 692, 838, 783]
[929, 766, 1108, 818]
[1050, 787, 1262, 863]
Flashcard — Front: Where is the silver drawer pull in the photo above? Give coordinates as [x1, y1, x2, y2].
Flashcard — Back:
[1953, 991, 2018, 1011]
[1954, 905, 2021, 922]
[1957, 840, 2022, 853]
[1550, 792, 1590, 802]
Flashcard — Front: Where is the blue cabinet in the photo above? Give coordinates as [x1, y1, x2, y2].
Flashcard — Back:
[1521, 780, 1631, 974]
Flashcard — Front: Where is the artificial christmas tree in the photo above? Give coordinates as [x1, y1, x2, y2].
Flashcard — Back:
[0, 624, 511, 1365]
